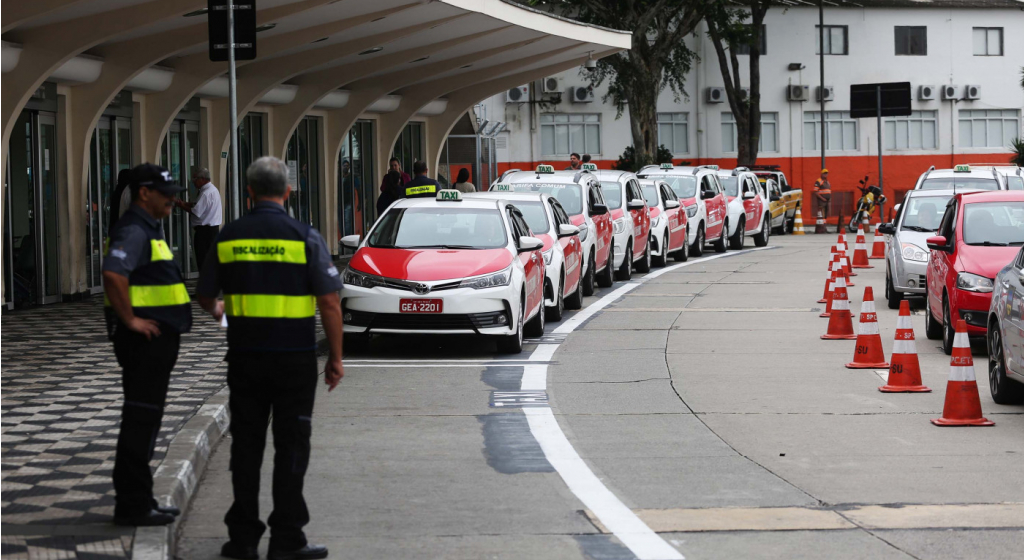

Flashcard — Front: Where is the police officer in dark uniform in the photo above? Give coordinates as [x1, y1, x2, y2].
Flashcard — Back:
[400, 160, 441, 198]
[197, 156, 343, 560]
[102, 164, 191, 526]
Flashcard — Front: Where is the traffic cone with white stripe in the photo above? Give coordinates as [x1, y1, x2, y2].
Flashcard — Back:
[879, 300, 931, 392]
[931, 320, 993, 426]
[851, 225, 873, 268]
[837, 233, 856, 277]
[846, 287, 888, 368]
[837, 248, 855, 287]
[818, 251, 839, 304]
[869, 224, 886, 260]
[820, 269, 837, 318]
[821, 274, 856, 339]
[815, 210, 826, 234]
[793, 208, 805, 235]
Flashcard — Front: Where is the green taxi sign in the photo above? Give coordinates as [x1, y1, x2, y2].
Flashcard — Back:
[493, 183, 513, 192]
[660, 163, 673, 169]
[954, 164, 971, 173]
[436, 189, 462, 201]
[704, 164, 720, 170]
[536, 164, 555, 173]
[581, 163, 597, 171]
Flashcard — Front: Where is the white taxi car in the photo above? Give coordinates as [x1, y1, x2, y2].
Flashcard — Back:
[637, 163, 729, 255]
[639, 179, 689, 265]
[913, 164, 1009, 191]
[588, 166, 652, 280]
[340, 189, 546, 354]
[466, 191, 583, 321]
[717, 167, 772, 249]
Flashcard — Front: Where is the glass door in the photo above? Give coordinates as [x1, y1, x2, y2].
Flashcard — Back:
[87, 119, 113, 292]
[184, 122, 200, 276]
[37, 113, 60, 303]
[161, 122, 189, 275]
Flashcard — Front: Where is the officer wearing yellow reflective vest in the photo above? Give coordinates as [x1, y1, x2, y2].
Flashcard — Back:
[400, 160, 441, 198]
[197, 156, 343, 560]
[102, 164, 191, 527]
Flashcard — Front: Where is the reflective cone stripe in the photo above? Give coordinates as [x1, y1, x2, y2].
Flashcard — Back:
[869, 224, 886, 259]
[793, 208, 805, 235]
[820, 269, 837, 317]
[852, 226, 873, 268]
[837, 233, 856, 276]
[837, 250, 855, 286]
[880, 301, 931, 392]
[931, 320, 993, 426]
[819, 253, 838, 303]
[846, 287, 888, 368]
[822, 275, 856, 339]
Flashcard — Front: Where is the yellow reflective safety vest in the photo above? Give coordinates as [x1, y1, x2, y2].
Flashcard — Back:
[402, 176, 440, 198]
[215, 203, 318, 351]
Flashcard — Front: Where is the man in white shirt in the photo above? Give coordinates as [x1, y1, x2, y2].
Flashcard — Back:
[175, 168, 223, 268]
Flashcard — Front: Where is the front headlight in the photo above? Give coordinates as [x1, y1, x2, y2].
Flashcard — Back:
[651, 215, 663, 228]
[900, 242, 929, 262]
[613, 217, 627, 234]
[343, 268, 388, 289]
[459, 265, 513, 290]
[956, 272, 994, 293]
[542, 249, 553, 265]
[685, 204, 698, 218]
[577, 224, 589, 242]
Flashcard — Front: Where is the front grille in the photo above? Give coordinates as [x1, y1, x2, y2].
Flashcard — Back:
[372, 277, 462, 293]
[344, 308, 507, 331]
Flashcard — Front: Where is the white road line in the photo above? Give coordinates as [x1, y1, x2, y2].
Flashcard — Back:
[528, 343, 560, 363]
[552, 282, 641, 334]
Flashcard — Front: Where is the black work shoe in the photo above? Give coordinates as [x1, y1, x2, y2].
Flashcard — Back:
[267, 544, 329, 560]
[113, 509, 175, 527]
[220, 541, 259, 560]
[155, 505, 180, 516]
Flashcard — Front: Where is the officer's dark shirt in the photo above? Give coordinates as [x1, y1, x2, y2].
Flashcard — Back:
[103, 204, 159, 278]
[401, 174, 441, 198]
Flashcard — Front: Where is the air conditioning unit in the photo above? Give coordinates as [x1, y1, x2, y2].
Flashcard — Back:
[541, 77, 564, 95]
[706, 87, 726, 103]
[738, 87, 750, 101]
[787, 85, 809, 102]
[918, 85, 936, 101]
[941, 85, 961, 100]
[506, 85, 529, 103]
[816, 85, 834, 102]
[571, 86, 594, 103]
[964, 84, 981, 100]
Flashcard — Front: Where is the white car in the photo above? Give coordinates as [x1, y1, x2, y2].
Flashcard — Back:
[466, 191, 583, 321]
[960, 163, 1023, 191]
[493, 165, 615, 296]
[638, 179, 689, 265]
[589, 168, 653, 280]
[637, 163, 729, 256]
[913, 164, 1009, 191]
[717, 167, 772, 249]
[339, 190, 547, 354]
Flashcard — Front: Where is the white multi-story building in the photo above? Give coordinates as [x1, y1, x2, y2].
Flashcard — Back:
[482, 2, 1024, 205]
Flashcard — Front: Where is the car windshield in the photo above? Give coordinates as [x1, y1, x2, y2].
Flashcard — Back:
[599, 182, 623, 210]
[899, 195, 951, 232]
[505, 183, 583, 216]
[512, 201, 550, 234]
[640, 184, 660, 207]
[719, 177, 739, 197]
[1006, 175, 1024, 191]
[367, 207, 508, 249]
[920, 177, 999, 191]
[962, 202, 1024, 246]
[662, 176, 698, 199]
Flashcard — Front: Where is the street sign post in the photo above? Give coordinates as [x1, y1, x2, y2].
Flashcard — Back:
[850, 82, 911, 196]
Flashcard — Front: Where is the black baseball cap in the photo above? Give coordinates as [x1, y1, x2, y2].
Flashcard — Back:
[131, 164, 185, 196]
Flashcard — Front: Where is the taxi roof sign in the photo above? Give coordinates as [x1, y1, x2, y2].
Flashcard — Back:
[436, 189, 462, 201]
[493, 183, 513, 192]
[581, 163, 597, 171]
[702, 164, 720, 170]
[536, 164, 555, 174]
[954, 164, 971, 173]
[660, 163, 674, 169]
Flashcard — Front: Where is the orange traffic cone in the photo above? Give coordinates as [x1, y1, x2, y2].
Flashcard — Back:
[846, 287, 888, 368]
[820, 269, 837, 318]
[837, 248, 855, 286]
[837, 233, 856, 277]
[851, 225, 873, 268]
[880, 300, 931, 392]
[815, 210, 826, 234]
[821, 275, 856, 340]
[869, 224, 886, 260]
[931, 320, 993, 426]
[818, 252, 839, 303]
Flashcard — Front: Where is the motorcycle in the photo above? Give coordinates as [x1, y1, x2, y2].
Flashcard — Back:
[848, 175, 886, 233]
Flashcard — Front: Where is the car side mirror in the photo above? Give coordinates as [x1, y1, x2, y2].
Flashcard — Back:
[558, 224, 580, 238]
[926, 235, 948, 251]
[665, 199, 680, 210]
[341, 234, 361, 249]
[518, 236, 544, 253]
[627, 198, 646, 210]
[877, 223, 895, 235]
[591, 203, 609, 216]
[701, 189, 715, 200]
[769, 194, 781, 202]
[742, 190, 756, 200]
[1018, 268, 1024, 285]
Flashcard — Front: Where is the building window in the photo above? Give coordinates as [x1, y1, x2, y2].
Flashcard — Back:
[972, 27, 1003, 56]
[958, 109, 1020, 149]
[722, 112, 777, 153]
[803, 111, 858, 151]
[286, 116, 321, 230]
[392, 122, 424, 175]
[541, 113, 601, 157]
[733, 24, 767, 55]
[657, 113, 689, 155]
[884, 111, 938, 150]
[815, 25, 848, 55]
[894, 26, 927, 56]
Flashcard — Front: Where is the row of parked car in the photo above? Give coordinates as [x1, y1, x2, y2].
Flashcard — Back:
[339, 162, 801, 353]
[878, 163, 1024, 403]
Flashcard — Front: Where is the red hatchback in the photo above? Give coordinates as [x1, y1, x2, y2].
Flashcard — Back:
[925, 191, 1024, 354]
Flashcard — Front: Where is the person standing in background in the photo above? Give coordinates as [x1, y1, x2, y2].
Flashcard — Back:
[175, 168, 223, 268]
[451, 168, 475, 194]
[565, 153, 581, 170]
[380, 157, 411, 194]
[376, 169, 404, 216]
[581, 154, 592, 164]
[813, 169, 832, 220]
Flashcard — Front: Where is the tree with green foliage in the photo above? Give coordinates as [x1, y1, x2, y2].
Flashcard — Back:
[612, 145, 678, 172]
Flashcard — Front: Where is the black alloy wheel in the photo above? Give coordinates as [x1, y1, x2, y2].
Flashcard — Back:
[691, 225, 705, 257]
[581, 250, 596, 296]
[988, 325, 1024, 404]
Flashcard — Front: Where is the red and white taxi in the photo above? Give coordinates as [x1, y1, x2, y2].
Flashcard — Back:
[717, 167, 772, 249]
[588, 166, 652, 280]
[466, 191, 583, 321]
[638, 179, 688, 265]
[637, 163, 729, 255]
[340, 189, 546, 354]
[493, 165, 614, 295]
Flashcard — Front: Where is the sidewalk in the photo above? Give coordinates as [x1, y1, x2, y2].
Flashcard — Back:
[1, 295, 228, 559]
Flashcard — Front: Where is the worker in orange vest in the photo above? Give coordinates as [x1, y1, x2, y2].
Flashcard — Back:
[814, 169, 831, 220]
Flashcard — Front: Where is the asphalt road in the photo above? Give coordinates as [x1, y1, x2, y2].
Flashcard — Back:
[177, 235, 1024, 560]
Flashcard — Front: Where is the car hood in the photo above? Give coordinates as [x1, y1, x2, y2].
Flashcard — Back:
[895, 230, 936, 250]
[957, 245, 1020, 279]
[350, 247, 513, 281]
[649, 207, 662, 219]
[681, 197, 696, 207]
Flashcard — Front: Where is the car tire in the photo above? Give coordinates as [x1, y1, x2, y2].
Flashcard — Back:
[565, 269, 584, 310]
[596, 242, 615, 288]
[753, 214, 770, 247]
[581, 250, 596, 297]
[988, 324, 1024, 404]
[653, 234, 668, 267]
[616, 241, 633, 281]
[925, 292, 943, 340]
[525, 297, 545, 338]
[675, 232, 690, 262]
[885, 270, 902, 310]
[690, 225, 705, 257]
[496, 302, 525, 354]
[713, 220, 728, 253]
[635, 238, 652, 273]
[941, 296, 954, 355]
[546, 271, 565, 322]
[786, 211, 796, 234]
[729, 218, 745, 250]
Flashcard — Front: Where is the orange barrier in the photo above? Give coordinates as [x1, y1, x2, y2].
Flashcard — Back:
[931, 320, 994, 426]
[879, 300, 931, 393]
[846, 287, 888, 368]
[821, 275, 856, 340]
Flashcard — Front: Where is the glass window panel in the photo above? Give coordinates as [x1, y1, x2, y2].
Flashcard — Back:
[555, 124, 569, 154]
[804, 122, 817, 150]
[923, 120, 936, 149]
[584, 114, 599, 122]
[972, 119, 986, 147]
[569, 124, 584, 152]
[722, 120, 735, 153]
[909, 120, 922, 149]
[569, 114, 583, 123]
[896, 120, 909, 149]
[673, 124, 687, 153]
[843, 122, 856, 149]
[973, 28, 986, 55]
[762, 122, 776, 152]
[554, 114, 569, 123]
[987, 119, 1003, 147]
[826, 121, 841, 149]
[585, 124, 600, 153]
[988, 29, 1000, 55]
[541, 125, 555, 156]
[884, 121, 896, 150]
[658, 123, 671, 151]
[832, 27, 844, 53]
[959, 119, 973, 147]
[540, 114, 553, 123]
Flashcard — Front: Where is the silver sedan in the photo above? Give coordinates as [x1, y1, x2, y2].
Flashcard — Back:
[878, 190, 953, 309]
[987, 246, 1024, 404]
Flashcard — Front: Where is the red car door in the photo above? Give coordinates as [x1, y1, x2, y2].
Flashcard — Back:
[742, 177, 762, 232]
[627, 180, 649, 259]
[510, 207, 543, 318]
[704, 175, 726, 240]
[927, 201, 958, 318]
[550, 200, 582, 294]
[662, 184, 686, 252]
[590, 183, 613, 268]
